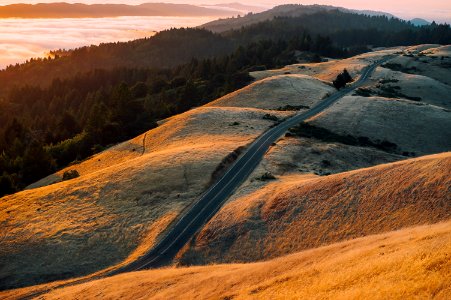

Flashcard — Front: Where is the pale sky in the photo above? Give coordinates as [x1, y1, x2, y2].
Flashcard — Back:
[0, 0, 450, 23]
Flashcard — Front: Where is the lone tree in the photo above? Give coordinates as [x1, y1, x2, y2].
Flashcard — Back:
[333, 69, 353, 89]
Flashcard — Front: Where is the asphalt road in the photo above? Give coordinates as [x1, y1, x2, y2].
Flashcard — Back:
[113, 57, 392, 273]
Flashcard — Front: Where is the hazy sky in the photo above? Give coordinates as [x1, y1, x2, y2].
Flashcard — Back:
[0, 0, 450, 22]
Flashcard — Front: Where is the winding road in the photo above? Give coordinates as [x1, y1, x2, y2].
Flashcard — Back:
[115, 56, 392, 273]
[21, 56, 394, 300]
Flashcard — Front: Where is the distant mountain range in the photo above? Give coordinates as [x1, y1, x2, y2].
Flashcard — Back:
[410, 18, 431, 26]
[0, 2, 434, 26]
[206, 2, 266, 14]
[0, 2, 240, 18]
[201, 4, 399, 32]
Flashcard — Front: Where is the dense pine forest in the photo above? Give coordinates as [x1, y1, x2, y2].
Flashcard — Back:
[0, 39, 308, 195]
[1, 8, 450, 196]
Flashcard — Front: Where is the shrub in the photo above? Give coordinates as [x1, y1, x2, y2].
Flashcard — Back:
[62, 170, 80, 181]
[354, 87, 372, 97]
[289, 123, 400, 154]
[0, 172, 16, 197]
[379, 78, 399, 84]
[276, 104, 309, 111]
[333, 69, 353, 89]
[382, 63, 417, 73]
[263, 114, 279, 121]
[321, 159, 332, 167]
[209, 146, 245, 186]
[258, 172, 276, 181]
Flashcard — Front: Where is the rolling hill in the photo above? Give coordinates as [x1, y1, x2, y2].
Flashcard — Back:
[175, 44, 451, 266]
[1, 45, 450, 294]
[177, 152, 451, 265]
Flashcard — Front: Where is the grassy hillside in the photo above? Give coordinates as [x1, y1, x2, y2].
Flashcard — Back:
[4, 220, 450, 299]
[0, 49, 384, 290]
[1, 46, 449, 294]
[0, 105, 295, 290]
[252, 45, 451, 157]
[205, 74, 335, 110]
[178, 152, 451, 265]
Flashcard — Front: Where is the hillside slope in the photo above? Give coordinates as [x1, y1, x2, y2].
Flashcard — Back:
[3, 220, 450, 299]
[205, 74, 334, 110]
[178, 152, 451, 265]
[1, 46, 449, 292]
[0, 106, 293, 290]
[251, 45, 451, 157]
[307, 95, 450, 155]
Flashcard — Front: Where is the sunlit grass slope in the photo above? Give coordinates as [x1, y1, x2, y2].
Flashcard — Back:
[3, 220, 449, 299]
[179, 152, 451, 265]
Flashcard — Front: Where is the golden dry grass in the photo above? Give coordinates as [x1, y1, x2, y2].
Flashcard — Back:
[3, 220, 450, 299]
[250, 48, 400, 82]
[368, 66, 451, 109]
[421, 45, 451, 57]
[0, 106, 291, 290]
[307, 95, 451, 155]
[2, 45, 449, 292]
[206, 74, 334, 110]
[178, 152, 451, 265]
[390, 46, 451, 85]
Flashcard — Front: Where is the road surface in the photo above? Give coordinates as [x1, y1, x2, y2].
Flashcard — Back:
[115, 57, 392, 273]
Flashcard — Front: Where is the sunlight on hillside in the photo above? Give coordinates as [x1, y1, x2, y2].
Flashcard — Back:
[4, 220, 449, 299]
[0, 1, 450, 295]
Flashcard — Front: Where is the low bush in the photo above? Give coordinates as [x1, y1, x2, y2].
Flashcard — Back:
[263, 114, 279, 121]
[289, 123, 399, 153]
[354, 87, 373, 97]
[276, 104, 310, 111]
[257, 172, 276, 181]
[209, 146, 246, 186]
[333, 69, 353, 89]
[62, 170, 80, 181]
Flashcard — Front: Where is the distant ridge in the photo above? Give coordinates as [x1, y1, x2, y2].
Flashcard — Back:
[201, 4, 398, 33]
[207, 2, 266, 13]
[410, 18, 431, 26]
[0, 2, 239, 18]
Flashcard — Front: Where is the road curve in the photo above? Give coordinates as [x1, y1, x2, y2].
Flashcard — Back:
[114, 56, 393, 273]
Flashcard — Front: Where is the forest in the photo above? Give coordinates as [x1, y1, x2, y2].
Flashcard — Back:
[1, 9, 451, 196]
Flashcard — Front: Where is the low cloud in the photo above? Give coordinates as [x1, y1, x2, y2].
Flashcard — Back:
[0, 16, 214, 68]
